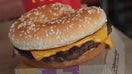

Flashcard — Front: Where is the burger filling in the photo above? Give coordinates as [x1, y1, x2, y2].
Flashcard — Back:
[15, 22, 112, 62]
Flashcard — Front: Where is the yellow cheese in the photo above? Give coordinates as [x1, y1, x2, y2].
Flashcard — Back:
[104, 35, 113, 49]
[31, 24, 113, 61]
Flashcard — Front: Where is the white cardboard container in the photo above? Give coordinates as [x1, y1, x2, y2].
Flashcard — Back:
[15, 28, 125, 74]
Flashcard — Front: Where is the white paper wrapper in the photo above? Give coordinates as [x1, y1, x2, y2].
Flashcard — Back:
[15, 28, 125, 74]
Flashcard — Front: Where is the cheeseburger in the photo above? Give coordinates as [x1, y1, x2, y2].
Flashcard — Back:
[8, 3, 113, 68]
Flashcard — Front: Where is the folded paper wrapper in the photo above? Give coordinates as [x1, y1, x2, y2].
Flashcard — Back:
[14, 27, 125, 74]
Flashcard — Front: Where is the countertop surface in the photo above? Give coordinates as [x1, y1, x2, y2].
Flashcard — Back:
[0, 21, 132, 74]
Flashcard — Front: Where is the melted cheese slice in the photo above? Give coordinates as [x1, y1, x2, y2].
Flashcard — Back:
[31, 24, 113, 61]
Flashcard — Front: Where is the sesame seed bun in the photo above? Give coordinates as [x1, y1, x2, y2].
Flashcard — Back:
[9, 4, 106, 50]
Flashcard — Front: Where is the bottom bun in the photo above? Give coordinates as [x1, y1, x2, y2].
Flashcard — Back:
[22, 43, 106, 69]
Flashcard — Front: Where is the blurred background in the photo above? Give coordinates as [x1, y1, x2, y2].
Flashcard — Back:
[0, 0, 131, 38]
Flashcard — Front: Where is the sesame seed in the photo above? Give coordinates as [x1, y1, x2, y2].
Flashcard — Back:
[73, 17, 78, 20]
[46, 34, 49, 37]
[38, 6, 41, 9]
[21, 30, 24, 33]
[71, 18, 75, 21]
[40, 15, 45, 18]
[36, 28, 40, 31]
[87, 21, 90, 24]
[67, 20, 70, 23]
[56, 35, 61, 40]
[55, 20, 60, 24]
[17, 23, 24, 29]
[30, 17, 34, 21]
[27, 23, 35, 31]
[61, 20, 65, 24]
[34, 11, 40, 15]
[56, 29, 61, 35]
[41, 5, 46, 8]
[19, 34, 22, 37]
[42, 25, 46, 27]
[53, 13, 58, 16]
[51, 3, 56, 7]
[49, 9, 52, 14]
[25, 36, 28, 38]
[79, 19, 83, 22]
[81, 31, 85, 34]
[34, 34, 37, 37]
[77, 8, 83, 13]
[45, 30, 49, 37]
[69, 24, 74, 28]
[79, 24, 83, 28]
[76, 13, 81, 17]
[19, 17, 25, 21]
[28, 21, 32, 25]
[28, 35, 32, 38]
[88, 9, 92, 14]
[54, 7, 59, 10]
[66, 27, 69, 30]
[26, 30, 30, 34]
[85, 17, 91, 22]
[36, 36, 39, 40]
[11, 23, 15, 29]
[50, 26, 54, 31]
[49, 32, 52, 35]
[49, 21, 56, 24]
[60, 39, 64, 43]
[27, 13, 31, 17]
[33, 29, 38, 32]
[24, 32, 27, 35]
[11, 35, 15, 40]
[9, 29, 12, 33]
[12, 29, 15, 32]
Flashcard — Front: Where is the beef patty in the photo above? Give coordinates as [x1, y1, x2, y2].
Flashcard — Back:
[15, 22, 112, 62]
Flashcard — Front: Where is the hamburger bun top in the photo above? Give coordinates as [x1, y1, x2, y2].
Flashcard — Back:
[9, 3, 106, 50]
